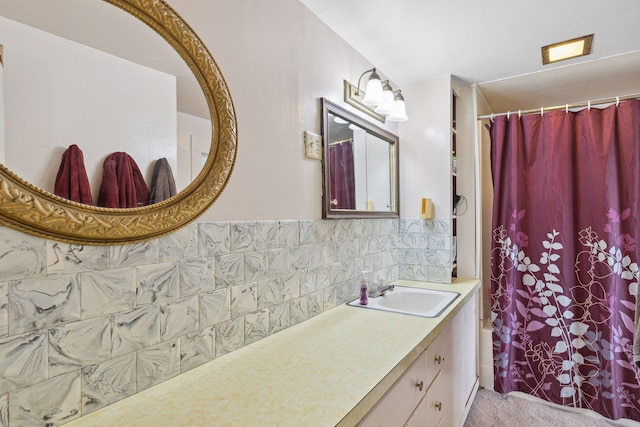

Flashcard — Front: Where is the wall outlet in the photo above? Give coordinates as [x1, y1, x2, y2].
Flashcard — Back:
[304, 131, 322, 160]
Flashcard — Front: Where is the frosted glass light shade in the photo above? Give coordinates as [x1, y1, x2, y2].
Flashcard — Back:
[375, 81, 395, 115]
[387, 91, 408, 122]
[362, 70, 383, 106]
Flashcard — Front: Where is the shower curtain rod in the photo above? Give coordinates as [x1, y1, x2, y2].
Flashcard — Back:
[477, 92, 640, 120]
[329, 138, 352, 146]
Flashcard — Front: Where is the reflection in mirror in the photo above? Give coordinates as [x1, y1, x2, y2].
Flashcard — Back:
[322, 98, 399, 219]
[0, 0, 211, 206]
[0, 0, 237, 244]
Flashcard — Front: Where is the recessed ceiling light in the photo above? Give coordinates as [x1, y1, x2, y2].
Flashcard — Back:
[541, 34, 594, 65]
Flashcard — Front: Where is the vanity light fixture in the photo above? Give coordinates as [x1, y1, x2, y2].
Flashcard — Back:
[344, 68, 409, 123]
[541, 34, 593, 65]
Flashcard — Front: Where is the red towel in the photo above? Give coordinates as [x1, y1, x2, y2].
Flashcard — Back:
[54, 144, 93, 205]
[97, 152, 149, 208]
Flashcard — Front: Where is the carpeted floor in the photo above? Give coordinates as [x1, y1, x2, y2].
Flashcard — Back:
[464, 388, 636, 426]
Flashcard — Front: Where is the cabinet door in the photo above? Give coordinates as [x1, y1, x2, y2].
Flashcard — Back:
[404, 393, 428, 427]
[358, 352, 428, 427]
[449, 291, 479, 426]
[429, 291, 478, 427]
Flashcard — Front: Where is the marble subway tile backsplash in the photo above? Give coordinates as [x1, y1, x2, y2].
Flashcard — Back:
[0, 217, 448, 426]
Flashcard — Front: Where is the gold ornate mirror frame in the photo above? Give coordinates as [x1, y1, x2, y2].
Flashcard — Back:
[0, 0, 237, 245]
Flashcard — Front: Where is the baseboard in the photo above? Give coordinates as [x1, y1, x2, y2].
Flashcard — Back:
[479, 320, 494, 390]
[458, 376, 480, 427]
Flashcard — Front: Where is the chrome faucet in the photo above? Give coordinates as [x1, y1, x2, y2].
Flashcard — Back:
[369, 284, 395, 298]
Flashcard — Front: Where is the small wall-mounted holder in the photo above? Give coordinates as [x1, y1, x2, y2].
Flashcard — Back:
[420, 198, 433, 219]
[304, 130, 322, 160]
[453, 194, 467, 216]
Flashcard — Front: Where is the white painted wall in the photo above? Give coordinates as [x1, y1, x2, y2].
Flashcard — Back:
[400, 75, 453, 219]
[1, 0, 462, 233]
[176, 111, 212, 191]
[0, 53, 4, 165]
[455, 83, 478, 280]
[366, 135, 392, 211]
[353, 129, 367, 210]
[1, 0, 458, 225]
[0, 16, 176, 202]
[165, 0, 408, 221]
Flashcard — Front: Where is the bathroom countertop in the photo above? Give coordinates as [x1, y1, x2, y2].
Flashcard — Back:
[65, 279, 481, 427]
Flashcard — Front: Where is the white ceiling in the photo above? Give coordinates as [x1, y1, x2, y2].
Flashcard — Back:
[3, 1, 640, 115]
[299, 0, 640, 113]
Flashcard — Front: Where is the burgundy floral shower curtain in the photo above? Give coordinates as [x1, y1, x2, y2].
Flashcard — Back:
[490, 100, 640, 421]
[329, 141, 355, 209]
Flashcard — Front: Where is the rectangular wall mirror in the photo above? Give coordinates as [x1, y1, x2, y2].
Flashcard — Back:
[322, 98, 399, 219]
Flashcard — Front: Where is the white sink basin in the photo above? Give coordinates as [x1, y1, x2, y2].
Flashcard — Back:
[347, 286, 460, 318]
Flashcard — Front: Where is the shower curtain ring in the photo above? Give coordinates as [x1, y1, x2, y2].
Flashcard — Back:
[616, 96, 620, 107]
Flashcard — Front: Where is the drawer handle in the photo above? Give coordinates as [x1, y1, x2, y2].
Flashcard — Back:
[434, 355, 444, 364]
[435, 402, 442, 411]
[416, 380, 424, 391]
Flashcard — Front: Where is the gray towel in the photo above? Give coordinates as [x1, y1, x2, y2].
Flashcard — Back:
[148, 158, 176, 204]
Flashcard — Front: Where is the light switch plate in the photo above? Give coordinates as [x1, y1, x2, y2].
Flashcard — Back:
[304, 131, 322, 160]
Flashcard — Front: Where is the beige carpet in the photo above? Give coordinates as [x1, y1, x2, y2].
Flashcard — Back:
[464, 388, 635, 426]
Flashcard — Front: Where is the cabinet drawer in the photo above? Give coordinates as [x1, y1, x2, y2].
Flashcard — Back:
[425, 330, 449, 388]
[425, 371, 446, 426]
[404, 393, 428, 427]
[358, 352, 428, 427]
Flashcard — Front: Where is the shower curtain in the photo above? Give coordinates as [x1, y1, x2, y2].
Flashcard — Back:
[329, 141, 355, 209]
[490, 100, 640, 421]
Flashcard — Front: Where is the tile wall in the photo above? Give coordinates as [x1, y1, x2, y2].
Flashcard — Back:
[0, 217, 450, 426]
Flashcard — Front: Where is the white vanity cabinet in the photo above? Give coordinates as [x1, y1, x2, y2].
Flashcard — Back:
[358, 290, 479, 427]
[404, 330, 449, 427]
[358, 351, 428, 426]
[447, 289, 479, 426]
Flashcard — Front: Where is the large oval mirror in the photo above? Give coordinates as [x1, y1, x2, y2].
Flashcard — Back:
[322, 98, 399, 219]
[0, 0, 237, 244]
